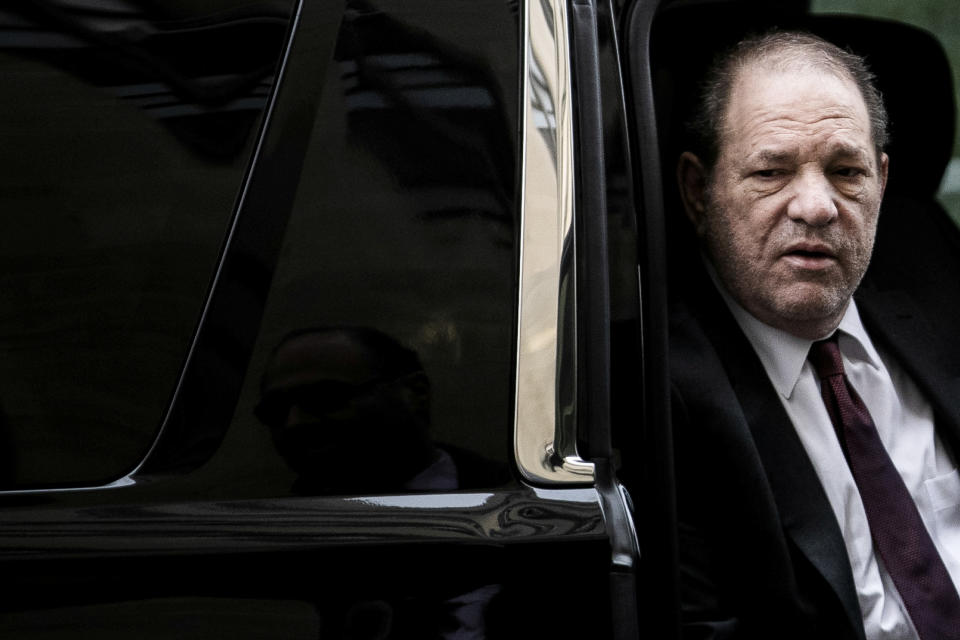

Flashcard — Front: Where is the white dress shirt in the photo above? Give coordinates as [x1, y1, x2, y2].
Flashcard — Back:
[712, 280, 960, 640]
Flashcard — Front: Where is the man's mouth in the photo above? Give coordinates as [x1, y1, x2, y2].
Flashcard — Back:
[781, 243, 837, 269]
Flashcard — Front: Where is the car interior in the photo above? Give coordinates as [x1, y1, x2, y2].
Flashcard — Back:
[622, 1, 960, 634]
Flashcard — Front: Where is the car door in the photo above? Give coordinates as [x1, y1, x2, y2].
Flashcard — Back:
[0, 1, 642, 637]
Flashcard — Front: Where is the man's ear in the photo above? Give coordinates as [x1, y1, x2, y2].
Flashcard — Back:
[878, 151, 889, 197]
[677, 151, 709, 233]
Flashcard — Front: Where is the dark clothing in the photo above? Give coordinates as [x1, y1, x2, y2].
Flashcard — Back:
[670, 265, 960, 640]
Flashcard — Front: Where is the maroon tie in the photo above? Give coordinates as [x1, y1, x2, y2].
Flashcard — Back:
[809, 335, 960, 639]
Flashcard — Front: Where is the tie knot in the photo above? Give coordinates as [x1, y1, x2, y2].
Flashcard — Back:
[809, 335, 845, 379]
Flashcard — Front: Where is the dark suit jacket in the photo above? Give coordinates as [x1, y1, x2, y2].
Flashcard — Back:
[670, 264, 960, 640]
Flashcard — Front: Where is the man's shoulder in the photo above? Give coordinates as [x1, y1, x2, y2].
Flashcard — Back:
[668, 263, 751, 386]
[668, 283, 760, 443]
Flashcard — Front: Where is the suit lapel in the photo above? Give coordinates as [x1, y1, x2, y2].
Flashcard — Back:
[679, 271, 960, 640]
[856, 288, 960, 458]
[685, 273, 866, 639]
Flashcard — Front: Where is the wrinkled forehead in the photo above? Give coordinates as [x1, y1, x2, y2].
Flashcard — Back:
[719, 60, 872, 154]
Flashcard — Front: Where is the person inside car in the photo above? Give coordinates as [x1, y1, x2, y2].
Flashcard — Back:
[671, 30, 960, 639]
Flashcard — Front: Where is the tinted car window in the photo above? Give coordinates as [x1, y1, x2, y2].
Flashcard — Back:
[177, 0, 520, 498]
[0, 1, 292, 489]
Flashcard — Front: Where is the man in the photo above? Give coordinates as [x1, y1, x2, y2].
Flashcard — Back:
[671, 31, 960, 640]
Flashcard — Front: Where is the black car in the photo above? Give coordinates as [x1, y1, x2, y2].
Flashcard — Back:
[0, 0, 956, 637]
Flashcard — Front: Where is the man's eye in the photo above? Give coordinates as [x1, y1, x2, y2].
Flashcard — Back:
[834, 166, 866, 178]
[753, 169, 783, 178]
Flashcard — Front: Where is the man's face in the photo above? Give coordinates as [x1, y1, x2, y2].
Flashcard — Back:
[679, 63, 888, 338]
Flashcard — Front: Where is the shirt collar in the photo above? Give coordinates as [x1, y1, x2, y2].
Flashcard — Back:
[704, 259, 882, 399]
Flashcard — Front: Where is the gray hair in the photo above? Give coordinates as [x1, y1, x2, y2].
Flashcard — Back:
[687, 30, 889, 172]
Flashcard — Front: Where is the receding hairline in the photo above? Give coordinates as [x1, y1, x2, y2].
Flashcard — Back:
[727, 34, 861, 77]
[686, 30, 889, 172]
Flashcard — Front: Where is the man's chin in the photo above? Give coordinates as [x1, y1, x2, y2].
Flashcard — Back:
[762, 286, 850, 331]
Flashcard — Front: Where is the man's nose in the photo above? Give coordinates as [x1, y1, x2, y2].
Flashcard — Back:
[785, 172, 838, 227]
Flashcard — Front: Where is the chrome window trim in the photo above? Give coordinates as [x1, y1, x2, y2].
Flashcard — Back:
[515, 0, 595, 485]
